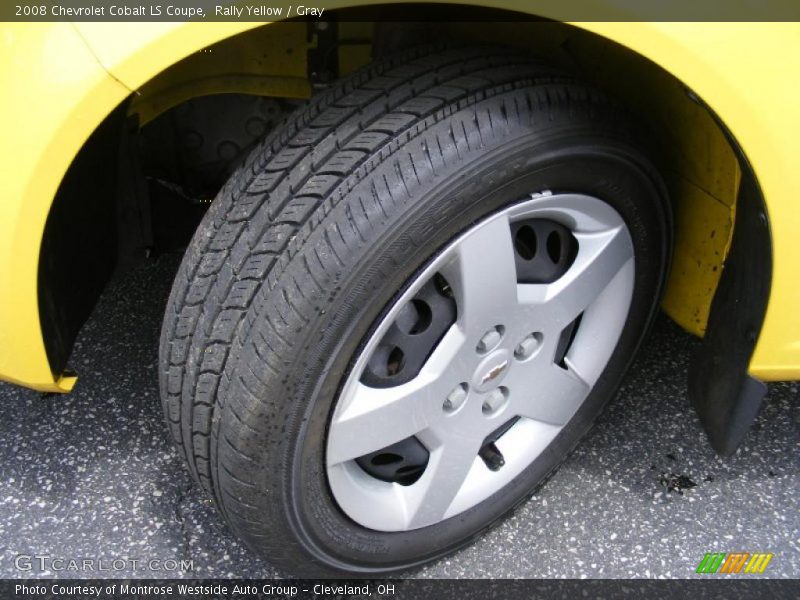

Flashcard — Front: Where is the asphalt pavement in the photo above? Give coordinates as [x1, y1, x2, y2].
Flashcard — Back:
[0, 253, 797, 579]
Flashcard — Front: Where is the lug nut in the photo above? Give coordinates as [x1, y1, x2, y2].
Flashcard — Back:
[476, 326, 504, 354]
[515, 332, 543, 360]
[482, 387, 508, 415]
[444, 383, 468, 413]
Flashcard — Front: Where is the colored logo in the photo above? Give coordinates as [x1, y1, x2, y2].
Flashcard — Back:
[696, 552, 773, 574]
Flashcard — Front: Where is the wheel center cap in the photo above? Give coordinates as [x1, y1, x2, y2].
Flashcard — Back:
[473, 349, 511, 392]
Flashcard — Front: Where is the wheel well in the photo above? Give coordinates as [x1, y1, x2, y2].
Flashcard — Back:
[39, 8, 758, 377]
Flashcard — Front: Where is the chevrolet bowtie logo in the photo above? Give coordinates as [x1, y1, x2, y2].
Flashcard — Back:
[481, 360, 508, 385]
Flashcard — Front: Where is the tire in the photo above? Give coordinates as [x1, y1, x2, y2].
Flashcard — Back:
[159, 44, 671, 575]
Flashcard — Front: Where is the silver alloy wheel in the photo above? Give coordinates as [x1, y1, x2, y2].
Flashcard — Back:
[326, 193, 635, 532]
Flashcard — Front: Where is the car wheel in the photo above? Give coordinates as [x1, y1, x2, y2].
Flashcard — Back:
[159, 44, 671, 575]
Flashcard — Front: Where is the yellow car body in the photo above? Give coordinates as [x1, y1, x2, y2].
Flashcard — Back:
[0, 7, 798, 395]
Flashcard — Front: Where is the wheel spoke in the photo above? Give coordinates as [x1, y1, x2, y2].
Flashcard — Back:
[327, 327, 466, 466]
[327, 379, 436, 466]
[510, 362, 590, 425]
[440, 214, 520, 332]
[403, 429, 484, 529]
[518, 225, 633, 327]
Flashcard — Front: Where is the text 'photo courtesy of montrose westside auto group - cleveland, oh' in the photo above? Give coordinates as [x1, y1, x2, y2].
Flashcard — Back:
[0, 1, 798, 598]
